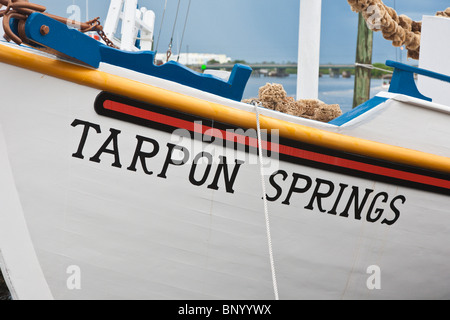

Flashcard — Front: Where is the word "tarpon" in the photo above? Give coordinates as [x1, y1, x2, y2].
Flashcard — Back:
[71, 119, 244, 194]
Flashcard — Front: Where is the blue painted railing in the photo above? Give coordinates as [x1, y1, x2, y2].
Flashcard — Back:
[386, 60, 450, 102]
[329, 96, 389, 126]
[330, 61, 450, 126]
[16, 13, 252, 102]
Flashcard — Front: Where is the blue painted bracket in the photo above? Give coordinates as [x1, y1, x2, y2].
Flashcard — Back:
[18, 13, 252, 101]
[329, 96, 389, 126]
[329, 61, 450, 126]
[386, 60, 450, 102]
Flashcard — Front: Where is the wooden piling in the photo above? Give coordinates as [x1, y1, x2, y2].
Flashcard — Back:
[353, 12, 374, 109]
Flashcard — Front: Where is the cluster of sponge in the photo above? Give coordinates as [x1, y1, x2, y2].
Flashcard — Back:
[243, 83, 343, 123]
[436, 8, 450, 18]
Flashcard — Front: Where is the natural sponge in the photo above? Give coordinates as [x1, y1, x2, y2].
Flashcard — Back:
[243, 83, 342, 123]
[436, 8, 450, 18]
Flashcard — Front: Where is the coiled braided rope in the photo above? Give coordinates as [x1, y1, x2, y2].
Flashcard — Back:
[348, 0, 449, 60]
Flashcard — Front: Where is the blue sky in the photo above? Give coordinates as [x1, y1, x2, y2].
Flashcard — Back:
[38, 0, 449, 64]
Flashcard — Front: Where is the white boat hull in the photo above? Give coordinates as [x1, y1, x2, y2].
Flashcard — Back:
[1, 58, 449, 300]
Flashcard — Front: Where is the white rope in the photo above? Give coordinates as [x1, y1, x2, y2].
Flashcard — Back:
[154, 0, 167, 54]
[166, 0, 181, 61]
[253, 102, 280, 301]
[177, 0, 192, 63]
[355, 63, 394, 74]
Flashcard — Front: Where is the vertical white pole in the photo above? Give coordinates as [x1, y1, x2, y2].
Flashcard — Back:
[140, 9, 156, 51]
[86, 0, 89, 21]
[0, 17, 3, 39]
[297, 0, 322, 100]
[121, 0, 138, 51]
[104, 0, 124, 41]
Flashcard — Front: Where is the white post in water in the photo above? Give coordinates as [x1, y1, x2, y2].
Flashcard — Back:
[297, 0, 322, 100]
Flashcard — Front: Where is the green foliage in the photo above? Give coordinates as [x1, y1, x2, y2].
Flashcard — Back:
[207, 59, 220, 65]
[285, 68, 297, 74]
[341, 68, 355, 75]
[371, 63, 394, 78]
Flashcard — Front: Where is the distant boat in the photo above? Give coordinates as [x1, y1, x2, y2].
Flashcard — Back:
[0, 0, 449, 300]
[342, 70, 352, 78]
[329, 68, 340, 78]
[382, 74, 392, 90]
[268, 69, 289, 78]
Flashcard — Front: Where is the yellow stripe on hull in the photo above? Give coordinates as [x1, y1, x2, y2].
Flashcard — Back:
[1, 44, 450, 174]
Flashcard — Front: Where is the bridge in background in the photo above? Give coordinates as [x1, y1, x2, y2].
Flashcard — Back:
[201, 63, 356, 78]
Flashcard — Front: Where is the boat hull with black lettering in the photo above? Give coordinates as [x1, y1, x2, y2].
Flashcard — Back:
[0, 22, 450, 299]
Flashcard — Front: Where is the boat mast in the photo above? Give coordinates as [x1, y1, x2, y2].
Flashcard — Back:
[297, 0, 322, 100]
